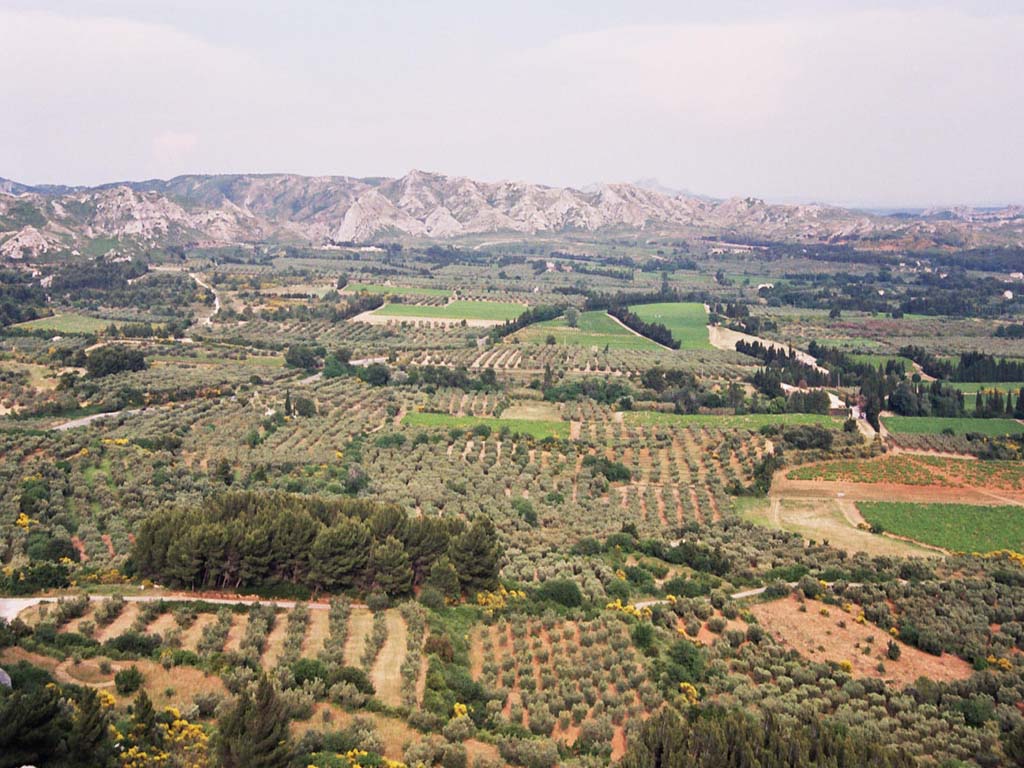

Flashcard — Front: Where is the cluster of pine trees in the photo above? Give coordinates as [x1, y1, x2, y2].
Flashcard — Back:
[131, 491, 502, 598]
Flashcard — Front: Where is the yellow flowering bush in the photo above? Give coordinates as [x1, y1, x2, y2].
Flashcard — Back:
[604, 598, 652, 620]
[475, 585, 526, 614]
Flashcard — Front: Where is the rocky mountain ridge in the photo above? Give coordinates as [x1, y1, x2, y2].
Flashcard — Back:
[2, 170, 1022, 259]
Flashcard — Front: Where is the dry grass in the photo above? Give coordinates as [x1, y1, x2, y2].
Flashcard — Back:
[145, 612, 177, 639]
[0, 646, 60, 674]
[292, 704, 421, 761]
[750, 594, 973, 687]
[370, 609, 408, 707]
[95, 603, 141, 643]
[302, 607, 331, 657]
[180, 613, 217, 651]
[342, 607, 374, 667]
[740, 496, 933, 558]
[261, 612, 290, 668]
[221, 613, 249, 654]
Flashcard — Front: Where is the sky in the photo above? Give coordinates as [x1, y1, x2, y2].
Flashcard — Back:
[1, 1, 1022, 207]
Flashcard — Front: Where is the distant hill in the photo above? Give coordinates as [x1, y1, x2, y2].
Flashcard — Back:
[2, 170, 1022, 259]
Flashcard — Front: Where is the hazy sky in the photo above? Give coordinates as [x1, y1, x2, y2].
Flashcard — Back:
[2, 1, 1022, 207]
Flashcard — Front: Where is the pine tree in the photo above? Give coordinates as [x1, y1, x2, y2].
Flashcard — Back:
[131, 689, 159, 748]
[426, 555, 461, 600]
[217, 678, 291, 768]
[372, 536, 414, 597]
[0, 686, 68, 768]
[68, 688, 115, 767]
[309, 518, 371, 591]
[405, 517, 451, 583]
[449, 517, 502, 595]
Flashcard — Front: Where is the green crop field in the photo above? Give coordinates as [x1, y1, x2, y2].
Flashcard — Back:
[345, 283, 451, 297]
[515, 311, 660, 350]
[625, 411, 839, 429]
[402, 411, 569, 438]
[848, 353, 917, 370]
[374, 300, 524, 321]
[628, 302, 710, 349]
[881, 415, 1024, 436]
[858, 501, 1024, 553]
[12, 313, 117, 334]
[946, 382, 1024, 394]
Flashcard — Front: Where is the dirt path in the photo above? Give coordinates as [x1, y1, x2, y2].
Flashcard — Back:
[189, 273, 220, 326]
[708, 325, 827, 374]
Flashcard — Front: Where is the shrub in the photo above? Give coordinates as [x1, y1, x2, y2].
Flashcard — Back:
[114, 665, 144, 694]
[534, 579, 583, 608]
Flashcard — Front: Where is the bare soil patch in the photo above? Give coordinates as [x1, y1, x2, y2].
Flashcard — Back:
[750, 594, 973, 687]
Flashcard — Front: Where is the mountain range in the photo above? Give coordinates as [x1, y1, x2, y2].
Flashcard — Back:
[2, 170, 1022, 259]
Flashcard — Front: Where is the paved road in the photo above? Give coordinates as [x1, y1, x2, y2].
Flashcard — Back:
[51, 408, 142, 431]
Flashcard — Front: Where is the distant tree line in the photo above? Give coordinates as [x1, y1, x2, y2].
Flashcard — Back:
[995, 323, 1024, 339]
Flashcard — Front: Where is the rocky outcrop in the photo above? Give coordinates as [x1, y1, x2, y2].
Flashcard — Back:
[1, 170, 1021, 252]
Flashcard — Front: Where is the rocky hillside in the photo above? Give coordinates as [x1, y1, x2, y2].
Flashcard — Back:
[2, 170, 1022, 258]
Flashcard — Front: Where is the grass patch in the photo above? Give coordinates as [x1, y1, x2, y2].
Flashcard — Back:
[12, 313, 114, 334]
[628, 302, 710, 349]
[847, 354, 917, 370]
[375, 301, 524, 321]
[858, 501, 1024, 553]
[881, 415, 1024, 436]
[515, 311, 660, 350]
[403, 412, 569, 439]
[626, 411, 839, 429]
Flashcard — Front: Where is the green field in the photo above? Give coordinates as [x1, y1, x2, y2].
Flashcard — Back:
[628, 302, 710, 349]
[625, 411, 839, 429]
[375, 300, 524, 321]
[858, 501, 1024, 553]
[848, 353, 917, 370]
[346, 283, 451, 297]
[947, 382, 1024, 411]
[945, 382, 1024, 394]
[881, 415, 1024, 436]
[515, 311, 660, 350]
[403, 411, 569, 439]
[13, 313, 116, 334]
